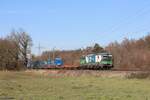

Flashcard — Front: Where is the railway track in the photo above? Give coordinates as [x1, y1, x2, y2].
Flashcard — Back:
[30, 66, 150, 72]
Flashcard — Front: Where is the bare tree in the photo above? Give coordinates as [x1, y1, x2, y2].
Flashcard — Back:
[0, 38, 19, 70]
[8, 29, 32, 67]
[106, 34, 150, 70]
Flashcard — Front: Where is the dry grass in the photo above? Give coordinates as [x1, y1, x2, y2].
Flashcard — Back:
[28, 69, 143, 78]
[0, 70, 150, 100]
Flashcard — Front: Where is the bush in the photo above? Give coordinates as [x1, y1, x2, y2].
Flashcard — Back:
[126, 72, 150, 79]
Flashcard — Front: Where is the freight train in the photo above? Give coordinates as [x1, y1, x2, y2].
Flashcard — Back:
[31, 52, 113, 70]
[31, 57, 63, 69]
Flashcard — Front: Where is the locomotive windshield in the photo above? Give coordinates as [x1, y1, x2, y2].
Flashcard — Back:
[102, 55, 112, 61]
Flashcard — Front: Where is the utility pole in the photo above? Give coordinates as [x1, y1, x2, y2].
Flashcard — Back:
[47, 48, 51, 65]
[82, 47, 85, 55]
[52, 47, 56, 60]
[36, 43, 44, 56]
[48, 50, 50, 60]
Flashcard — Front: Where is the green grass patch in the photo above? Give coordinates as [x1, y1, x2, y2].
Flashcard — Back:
[0, 71, 150, 100]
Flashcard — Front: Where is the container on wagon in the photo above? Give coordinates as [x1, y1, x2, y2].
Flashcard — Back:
[54, 58, 63, 66]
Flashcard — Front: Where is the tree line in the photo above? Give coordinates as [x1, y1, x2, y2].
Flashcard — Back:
[0, 29, 32, 70]
[1, 29, 150, 71]
[39, 34, 150, 71]
[106, 34, 150, 70]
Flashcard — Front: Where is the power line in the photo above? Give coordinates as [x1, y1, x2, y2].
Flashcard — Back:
[107, 1, 150, 34]
[35, 43, 45, 56]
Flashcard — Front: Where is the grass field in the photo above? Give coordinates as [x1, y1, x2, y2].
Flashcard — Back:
[0, 71, 150, 100]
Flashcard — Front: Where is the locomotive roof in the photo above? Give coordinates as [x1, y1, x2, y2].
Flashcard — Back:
[97, 52, 111, 55]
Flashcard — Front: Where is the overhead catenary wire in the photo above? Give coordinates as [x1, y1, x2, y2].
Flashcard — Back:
[107, 1, 150, 34]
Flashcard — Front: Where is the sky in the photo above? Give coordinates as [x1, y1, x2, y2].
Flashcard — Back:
[0, 0, 150, 54]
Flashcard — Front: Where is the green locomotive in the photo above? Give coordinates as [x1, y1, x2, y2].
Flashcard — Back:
[80, 52, 113, 69]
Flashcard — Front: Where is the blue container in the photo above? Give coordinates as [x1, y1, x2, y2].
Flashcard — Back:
[54, 58, 63, 66]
